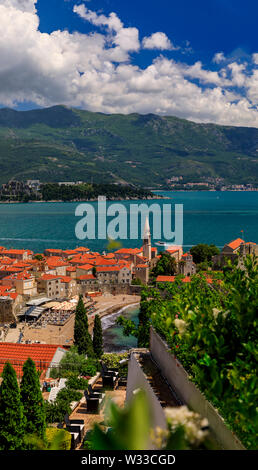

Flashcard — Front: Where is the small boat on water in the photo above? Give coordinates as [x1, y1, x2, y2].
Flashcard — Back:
[155, 241, 168, 246]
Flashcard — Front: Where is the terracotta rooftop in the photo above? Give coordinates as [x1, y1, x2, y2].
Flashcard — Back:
[226, 238, 245, 250]
[0, 343, 63, 378]
[59, 276, 74, 283]
[2, 249, 32, 255]
[46, 257, 69, 267]
[77, 264, 93, 271]
[41, 273, 60, 281]
[74, 247, 90, 252]
[156, 275, 191, 283]
[0, 292, 18, 300]
[115, 248, 142, 254]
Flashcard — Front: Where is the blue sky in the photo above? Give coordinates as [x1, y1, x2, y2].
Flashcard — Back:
[0, 0, 257, 126]
[37, 0, 258, 63]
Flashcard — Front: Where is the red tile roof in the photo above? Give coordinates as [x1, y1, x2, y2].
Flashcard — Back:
[0, 257, 16, 265]
[3, 271, 33, 281]
[46, 256, 69, 267]
[0, 343, 63, 378]
[226, 238, 244, 250]
[93, 256, 117, 266]
[41, 274, 60, 281]
[77, 264, 93, 271]
[74, 247, 90, 252]
[59, 276, 74, 283]
[2, 249, 33, 256]
[156, 275, 191, 283]
[0, 266, 23, 273]
[156, 275, 176, 283]
[115, 248, 142, 254]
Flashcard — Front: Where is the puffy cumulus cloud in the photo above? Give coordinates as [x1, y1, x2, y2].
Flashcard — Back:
[0, 0, 37, 12]
[212, 52, 226, 64]
[73, 4, 140, 55]
[0, 1, 258, 127]
[142, 32, 175, 50]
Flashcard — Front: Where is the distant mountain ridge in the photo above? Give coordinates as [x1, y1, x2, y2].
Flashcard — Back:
[0, 105, 257, 186]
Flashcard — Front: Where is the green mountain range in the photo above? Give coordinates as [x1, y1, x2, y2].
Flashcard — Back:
[0, 105, 257, 187]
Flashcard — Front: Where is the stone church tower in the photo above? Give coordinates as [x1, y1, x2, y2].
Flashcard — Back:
[143, 216, 151, 261]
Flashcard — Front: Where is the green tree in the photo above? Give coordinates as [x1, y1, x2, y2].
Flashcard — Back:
[93, 314, 103, 358]
[20, 358, 46, 441]
[151, 252, 177, 277]
[92, 266, 97, 277]
[0, 362, 25, 450]
[74, 295, 94, 357]
[190, 243, 219, 265]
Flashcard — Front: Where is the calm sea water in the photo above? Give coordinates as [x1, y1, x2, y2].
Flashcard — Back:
[0, 191, 257, 252]
[101, 305, 139, 353]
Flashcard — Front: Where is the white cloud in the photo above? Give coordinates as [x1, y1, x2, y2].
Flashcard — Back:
[73, 4, 140, 54]
[142, 32, 175, 50]
[0, 0, 37, 12]
[212, 52, 226, 64]
[0, 1, 257, 127]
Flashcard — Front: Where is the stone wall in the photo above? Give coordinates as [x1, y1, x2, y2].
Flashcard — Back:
[126, 350, 167, 433]
[80, 283, 143, 296]
[0, 297, 16, 324]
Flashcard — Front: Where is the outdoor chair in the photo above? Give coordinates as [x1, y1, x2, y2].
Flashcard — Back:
[64, 414, 85, 448]
[100, 362, 119, 389]
[84, 387, 104, 413]
[88, 384, 105, 401]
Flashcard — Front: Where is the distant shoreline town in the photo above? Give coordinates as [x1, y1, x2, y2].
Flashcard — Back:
[0, 179, 257, 204]
[163, 176, 258, 191]
[0, 180, 160, 204]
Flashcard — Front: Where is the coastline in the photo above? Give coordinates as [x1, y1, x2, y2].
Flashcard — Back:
[1, 190, 257, 205]
[0, 195, 163, 204]
[19, 294, 140, 346]
[88, 299, 140, 333]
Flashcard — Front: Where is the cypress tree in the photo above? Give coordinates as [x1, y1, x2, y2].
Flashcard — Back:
[74, 295, 94, 357]
[20, 358, 46, 441]
[93, 314, 103, 358]
[0, 362, 25, 450]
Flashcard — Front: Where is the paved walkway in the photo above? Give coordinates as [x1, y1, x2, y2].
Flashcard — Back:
[69, 379, 126, 449]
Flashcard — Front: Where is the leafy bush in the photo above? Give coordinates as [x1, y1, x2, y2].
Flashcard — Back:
[46, 428, 71, 450]
[50, 346, 99, 378]
[101, 353, 129, 377]
[66, 375, 88, 391]
[83, 430, 94, 450]
[56, 388, 82, 404]
[44, 401, 71, 425]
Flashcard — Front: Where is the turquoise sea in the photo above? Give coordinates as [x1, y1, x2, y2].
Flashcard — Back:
[0, 191, 257, 253]
[102, 305, 139, 353]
